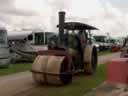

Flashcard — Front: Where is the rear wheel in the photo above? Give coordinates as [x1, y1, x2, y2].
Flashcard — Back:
[84, 45, 97, 74]
[91, 51, 97, 73]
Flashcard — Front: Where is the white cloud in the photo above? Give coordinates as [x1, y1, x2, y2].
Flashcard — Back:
[0, 0, 128, 38]
[87, 0, 128, 38]
[68, 0, 103, 18]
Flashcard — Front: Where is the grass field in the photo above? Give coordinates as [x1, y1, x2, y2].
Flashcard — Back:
[0, 63, 31, 76]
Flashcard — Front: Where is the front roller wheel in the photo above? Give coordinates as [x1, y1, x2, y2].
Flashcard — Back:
[83, 45, 98, 74]
[31, 55, 72, 85]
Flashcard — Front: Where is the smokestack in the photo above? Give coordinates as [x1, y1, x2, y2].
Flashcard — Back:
[59, 11, 65, 43]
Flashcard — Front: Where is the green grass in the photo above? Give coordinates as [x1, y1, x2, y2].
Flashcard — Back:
[15, 57, 34, 63]
[98, 50, 112, 56]
[0, 63, 31, 76]
[32, 64, 106, 96]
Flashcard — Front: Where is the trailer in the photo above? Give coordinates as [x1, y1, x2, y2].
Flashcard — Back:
[8, 31, 56, 62]
[0, 27, 10, 66]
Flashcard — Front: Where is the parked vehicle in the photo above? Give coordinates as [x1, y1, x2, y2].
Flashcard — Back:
[109, 39, 121, 52]
[90, 36, 100, 52]
[0, 27, 10, 66]
[94, 35, 110, 51]
[120, 38, 128, 57]
[8, 30, 57, 62]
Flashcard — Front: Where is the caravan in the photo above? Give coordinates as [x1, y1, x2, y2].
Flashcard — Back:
[8, 30, 56, 62]
[0, 27, 10, 66]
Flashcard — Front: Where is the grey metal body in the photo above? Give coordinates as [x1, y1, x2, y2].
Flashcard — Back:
[0, 28, 10, 66]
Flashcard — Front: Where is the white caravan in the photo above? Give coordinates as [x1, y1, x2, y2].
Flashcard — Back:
[0, 27, 10, 66]
[8, 30, 56, 61]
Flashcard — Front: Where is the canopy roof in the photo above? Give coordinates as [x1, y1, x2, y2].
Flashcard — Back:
[57, 22, 98, 30]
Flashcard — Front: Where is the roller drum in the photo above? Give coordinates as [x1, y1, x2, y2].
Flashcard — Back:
[32, 55, 72, 85]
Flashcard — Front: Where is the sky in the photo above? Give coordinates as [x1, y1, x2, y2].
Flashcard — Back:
[0, 0, 128, 38]
[109, 0, 128, 12]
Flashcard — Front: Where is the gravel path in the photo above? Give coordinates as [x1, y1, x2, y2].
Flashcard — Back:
[0, 52, 120, 96]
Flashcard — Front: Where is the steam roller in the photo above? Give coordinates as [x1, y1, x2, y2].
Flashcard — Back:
[31, 11, 98, 85]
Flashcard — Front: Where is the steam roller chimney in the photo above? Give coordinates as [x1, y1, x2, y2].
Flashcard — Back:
[58, 11, 65, 44]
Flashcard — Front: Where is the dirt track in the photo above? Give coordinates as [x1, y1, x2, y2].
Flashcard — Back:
[0, 52, 120, 96]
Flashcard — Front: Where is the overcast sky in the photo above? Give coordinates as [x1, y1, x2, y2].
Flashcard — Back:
[109, 0, 128, 12]
[0, 0, 128, 38]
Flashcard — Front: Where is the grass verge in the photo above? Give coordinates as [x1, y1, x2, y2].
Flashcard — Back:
[0, 63, 31, 76]
[98, 50, 112, 56]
